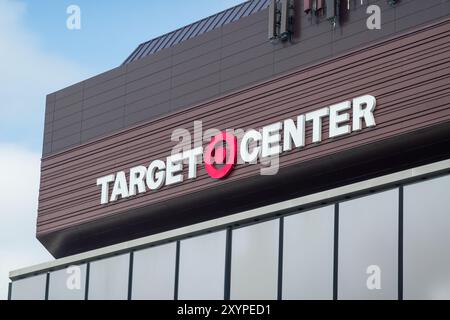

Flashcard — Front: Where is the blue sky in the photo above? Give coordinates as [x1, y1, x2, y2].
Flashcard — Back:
[0, 0, 246, 152]
[0, 0, 246, 300]
[24, 0, 246, 73]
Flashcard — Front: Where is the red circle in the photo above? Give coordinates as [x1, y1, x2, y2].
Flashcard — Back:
[204, 132, 237, 179]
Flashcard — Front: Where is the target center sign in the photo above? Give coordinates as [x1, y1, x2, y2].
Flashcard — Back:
[96, 95, 376, 205]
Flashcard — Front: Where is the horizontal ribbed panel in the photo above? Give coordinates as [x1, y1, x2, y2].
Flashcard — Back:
[38, 20, 450, 250]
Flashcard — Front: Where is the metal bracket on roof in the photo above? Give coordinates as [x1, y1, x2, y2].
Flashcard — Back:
[268, 0, 295, 44]
[326, 0, 337, 28]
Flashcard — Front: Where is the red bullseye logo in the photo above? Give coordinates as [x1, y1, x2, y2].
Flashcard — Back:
[204, 132, 237, 179]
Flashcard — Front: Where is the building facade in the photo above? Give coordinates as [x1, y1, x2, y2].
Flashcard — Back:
[8, 0, 450, 300]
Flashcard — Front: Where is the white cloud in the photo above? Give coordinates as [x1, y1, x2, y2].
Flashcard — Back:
[0, 144, 52, 300]
[0, 0, 92, 299]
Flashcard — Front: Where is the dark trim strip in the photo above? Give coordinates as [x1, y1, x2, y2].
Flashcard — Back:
[398, 186, 404, 300]
[84, 263, 90, 300]
[333, 203, 339, 300]
[174, 241, 180, 300]
[8, 282, 12, 300]
[45, 272, 50, 300]
[277, 217, 284, 300]
[224, 227, 232, 300]
[128, 251, 134, 300]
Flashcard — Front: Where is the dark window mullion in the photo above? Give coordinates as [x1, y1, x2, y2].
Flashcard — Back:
[8, 282, 12, 300]
[84, 262, 90, 300]
[333, 203, 339, 300]
[128, 251, 134, 300]
[45, 273, 50, 300]
[277, 217, 284, 300]
[174, 241, 180, 300]
[398, 186, 404, 300]
[224, 227, 232, 300]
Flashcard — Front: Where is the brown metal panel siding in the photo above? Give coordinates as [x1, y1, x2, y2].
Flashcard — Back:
[53, 102, 82, 122]
[80, 118, 124, 142]
[53, 82, 83, 101]
[172, 38, 222, 67]
[126, 91, 171, 116]
[126, 67, 172, 93]
[42, 0, 449, 156]
[50, 133, 81, 152]
[125, 101, 172, 127]
[126, 56, 172, 83]
[171, 83, 221, 112]
[40, 25, 448, 169]
[37, 20, 450, 237]
[83, 96, 125, 120]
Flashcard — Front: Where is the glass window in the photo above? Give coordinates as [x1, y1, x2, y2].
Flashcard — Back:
[230, 219, 279, 300]
[132, 243, 176, 300]
[88, 254, 129, 300]
[178, 231, 226, 300]
[11, 274, 47, 300]
[338, 189, 399, 300]
[48, 264, 86, 300]
[404, 175, 450, 300]
[283, 206, 334, 299]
